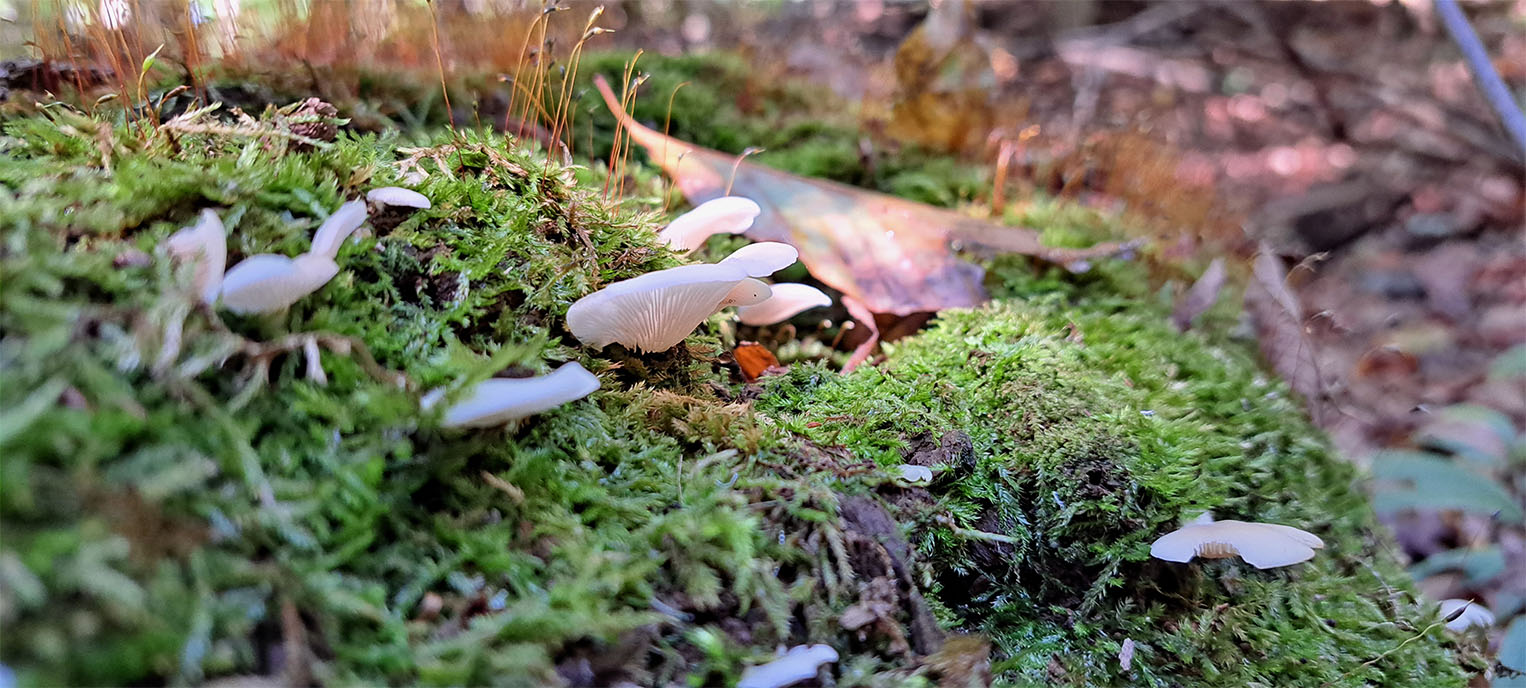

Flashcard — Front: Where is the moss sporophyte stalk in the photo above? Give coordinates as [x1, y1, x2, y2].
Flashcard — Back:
[0, 55, 1472, 687]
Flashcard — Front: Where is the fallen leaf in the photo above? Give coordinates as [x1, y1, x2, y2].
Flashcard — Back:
[594, 74, 1131, 318]
[1171, 257, 1226, 331]
[734, 342, 783, 383]
[1244, 245, 1329, 422]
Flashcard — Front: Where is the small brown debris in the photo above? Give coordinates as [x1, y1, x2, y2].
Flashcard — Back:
[735, 342, 785, 382]
[288, 98, 340, 147]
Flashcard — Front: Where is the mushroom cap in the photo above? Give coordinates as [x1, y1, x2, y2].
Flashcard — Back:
[567, 263, 768, 352]
[1150, 519, 1324, 569]
[720, 241, 800, 277]
[421, 362, 600, 428]
[366, 186, 432, 210]
[565, 243, 796, 353]
[164, 209, 227, 305]
[737, 283, 833, 326]
[309, 200, 369, 260]
[658, 196, 760, 252]
[736, 644, 839, 688]
[719, 278, 773, 309]
[1439, 599, 1495, 632]
[220, 252, 340, 314]
[896, 465, 933, 485]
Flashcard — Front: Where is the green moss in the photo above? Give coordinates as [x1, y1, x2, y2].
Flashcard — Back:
[758, 274, 1465, 685]
[0, 62, 1468, 687]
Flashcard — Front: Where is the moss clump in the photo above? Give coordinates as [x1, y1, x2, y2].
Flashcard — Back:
[1, 70, 1466, 688]
[759, 259, 1466, 684]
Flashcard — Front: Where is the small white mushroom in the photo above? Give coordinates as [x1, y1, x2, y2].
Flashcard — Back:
[308, 200, 369, 260]
[163, 209, 227, 305]
[896, 465, 933, 485]
[658, 196, 761, 252]
[737, 283, 833, 326]
[366, 186, 431, 210]
[736, 644, 839, 688]
[220, 253, 340, 315]
[566, 243, 798, 353]
[1149, 519, 1324, 569]
[1439, 599, 1495, 632]
[420, 362, 600, 428]
[720, 241, 800, 277]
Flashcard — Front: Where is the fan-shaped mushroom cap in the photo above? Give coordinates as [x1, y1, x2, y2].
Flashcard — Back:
[658, 196, 760, 252]
[737, 283, 833, 326]
[566, 243, 797, 353]
[1150, 519, 1324, 569]
[421, 362, 599, 428]
[736, 644, 839, 688]
[366, 186, 431, 210]
[1439, 599, 1495, 632]
[720, 241, 800, 277]
[163, 209, 227, 305]
[896, 465, 933, 485]
[309, 200, 369, 260]
[720, 278, 772, 309]
[220, 253, 340, 314]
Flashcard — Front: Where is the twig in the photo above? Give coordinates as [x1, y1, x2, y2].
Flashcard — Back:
[1434, 0, 1526, 156]
[935, 515, 1021, 545]
[1317, 618, 1449, 687]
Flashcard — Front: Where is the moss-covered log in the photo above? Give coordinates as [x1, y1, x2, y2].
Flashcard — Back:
[0, 64, 1469, 687]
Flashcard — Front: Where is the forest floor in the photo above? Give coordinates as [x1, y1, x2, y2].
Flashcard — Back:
[2, 0, 1524, 685]
[623, 0, 1526, 656]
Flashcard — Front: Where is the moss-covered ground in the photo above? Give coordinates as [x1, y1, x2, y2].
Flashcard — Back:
[0, 54, 1471, 686]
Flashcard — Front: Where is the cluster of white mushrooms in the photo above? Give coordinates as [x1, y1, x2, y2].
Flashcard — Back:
[163, 190, 1357, 684]
[431, 196, 838, 428]
[162, 186, 430, 314]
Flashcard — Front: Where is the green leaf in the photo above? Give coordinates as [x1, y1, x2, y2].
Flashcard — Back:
[1370, 451, 1524, 523]
[1501, 616, 1526, 673]
[1407, 547, 1506, 585]
[1416, 404, 1516, 468]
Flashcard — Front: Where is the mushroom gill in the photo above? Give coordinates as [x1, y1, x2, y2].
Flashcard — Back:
[565, 242, 798, 352]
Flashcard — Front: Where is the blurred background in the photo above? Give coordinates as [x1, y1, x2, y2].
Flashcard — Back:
[4, 0, 1524, 658]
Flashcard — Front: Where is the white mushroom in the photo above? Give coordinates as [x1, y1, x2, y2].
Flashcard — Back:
[736, 644, 839, 688]
[308, 200, 369, 260]
[1439, 599, 1495, 632]
[163, 209, 227, 305]
[566, 243, 798, 352]
[720, 241, 800, 276]
[658, 196, 760, 252]
[1150, 518, 1324, 569]
[421, 362, 600, 428]
[366, 186, 431, 210]
[220, 253, 340, 315]
[737, 283, 833, 326]
[896, 465, 933, 485]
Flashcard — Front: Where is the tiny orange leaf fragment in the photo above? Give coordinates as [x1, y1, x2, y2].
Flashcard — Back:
[735, 342, 783, 383]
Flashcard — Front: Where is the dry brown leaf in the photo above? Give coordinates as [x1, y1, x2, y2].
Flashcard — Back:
[734, 342, 784, 383]
[1171, 257, 1227, 331]
[1244, 245, 1330, 422]
[593, 74, 1132, 318]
